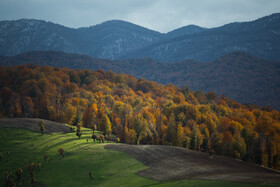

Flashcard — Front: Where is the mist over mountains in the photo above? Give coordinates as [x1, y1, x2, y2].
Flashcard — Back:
[0, 13, 280, 62]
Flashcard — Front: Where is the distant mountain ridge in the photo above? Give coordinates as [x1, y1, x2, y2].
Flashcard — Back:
[127, 13, 280, 62]
[0, 13, 280, 62]
[1, 50, 279, 109]
[0, 19, 163, 60]
[166, 25, 206, 39]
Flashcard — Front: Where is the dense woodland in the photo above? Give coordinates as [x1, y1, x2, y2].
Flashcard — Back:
[0, 65, 280, 169]
[1, 50, 279, 109]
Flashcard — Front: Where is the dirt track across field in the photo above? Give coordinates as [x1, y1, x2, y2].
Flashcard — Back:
[105, 144, 280, 183]
[0, 118, 70, 134]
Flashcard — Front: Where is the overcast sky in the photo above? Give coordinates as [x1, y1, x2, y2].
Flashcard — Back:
[0, 0, 279, 33]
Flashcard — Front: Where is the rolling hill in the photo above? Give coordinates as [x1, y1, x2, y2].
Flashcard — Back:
[0, 118, 70, 133]
[106, 144, 280, 183]
[1, 122, 279, 186]
[0, 13, 280, 62]
[0, 63, 280, 172]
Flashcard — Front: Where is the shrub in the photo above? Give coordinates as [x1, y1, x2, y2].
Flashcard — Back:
[116, 138, 120, 143]
[58, 148, 64, 157]
[76, 124, 82, 138]
[31, 175, 35, 184]
[37, 163, 41, 170]
[43, 154, 48, 162]
[30, 163, 36, 168]
[89, 171, 93, 180]
[105, 135, 112, 143]
[70, 127, 75, 132]
[38, 120, 45, 134]
[28, 163, 35, 175]
[6, 178, 16, 187]
[209, 149, 215, 159]
[234, 151, 241, 159]
[5, 172, 10, 180]
[209, 149, 215, 155]
[15, 168, 23, 179]
[76, 132, 82, 139]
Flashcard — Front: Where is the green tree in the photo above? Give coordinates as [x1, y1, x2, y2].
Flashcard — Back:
[241, 128, 256, 161]
[127, 129, 137, 144]
[231, 134, 247, 159]
[177, 122, 184, 147]
[63, 103, 77, 125]
[83, 103, 97, 128]
[133, 116, 151, 144]
[166, 113, 177, 146]
[76, 124, 82, 139]
[205, 115, 216, 135]
[38, 120, 45, 134]
[190, 124, 202, 150]
[100, 113, 112, 136]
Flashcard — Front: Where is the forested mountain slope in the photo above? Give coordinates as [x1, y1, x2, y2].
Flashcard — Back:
[1, 50, 279, 109]
[0, 19, 162, 59]
[126, 13, 280, 62]
[0, 65, 280, 170]
[1, 13, 279, 62]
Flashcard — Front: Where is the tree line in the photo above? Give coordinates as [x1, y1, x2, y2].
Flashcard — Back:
[0, 65, 279, 169]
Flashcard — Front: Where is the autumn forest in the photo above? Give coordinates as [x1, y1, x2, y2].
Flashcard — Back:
[0, 64, 279, 170]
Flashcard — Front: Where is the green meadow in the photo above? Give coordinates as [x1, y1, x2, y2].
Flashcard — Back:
[0, 126, 278, 187]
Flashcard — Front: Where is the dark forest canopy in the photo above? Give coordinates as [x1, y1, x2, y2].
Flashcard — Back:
[0, 65, 280, 169]
[1, 50, 279, 110]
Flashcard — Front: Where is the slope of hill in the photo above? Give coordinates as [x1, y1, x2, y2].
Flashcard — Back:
[126, 13, 280, 62]
[0, 13, 280, 62]
[0, 118, 69, 133]
[0, 126, 157, 186]
[2, 126, 278, 186]
[1, 50, 279, 109]
[0, 64, 280, 171]
[106, 144, 280, 183]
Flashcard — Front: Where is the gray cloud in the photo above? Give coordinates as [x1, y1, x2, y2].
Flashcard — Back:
[0, 0, 279, 33]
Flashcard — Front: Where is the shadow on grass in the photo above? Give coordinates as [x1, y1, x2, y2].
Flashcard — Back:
[32, 136, 63, 149]
[41, 137, 105, 152]
[41, 137, 80, 151]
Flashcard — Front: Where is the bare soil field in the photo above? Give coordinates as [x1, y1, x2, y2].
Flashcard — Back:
[0, 118, 70, 133]
[105, 144, 280, 183]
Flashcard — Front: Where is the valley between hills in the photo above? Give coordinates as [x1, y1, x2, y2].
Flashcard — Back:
[1, 12, 280, 187]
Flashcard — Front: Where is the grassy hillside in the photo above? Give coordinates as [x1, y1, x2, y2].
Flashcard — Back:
[0, 126, 154, 186]
[0, 125, 279, 186]
[1, 65, 280, 170]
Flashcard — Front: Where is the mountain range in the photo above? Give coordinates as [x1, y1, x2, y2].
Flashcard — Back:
[0, 13, 280, 62]
[1, 50, 279, 109]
